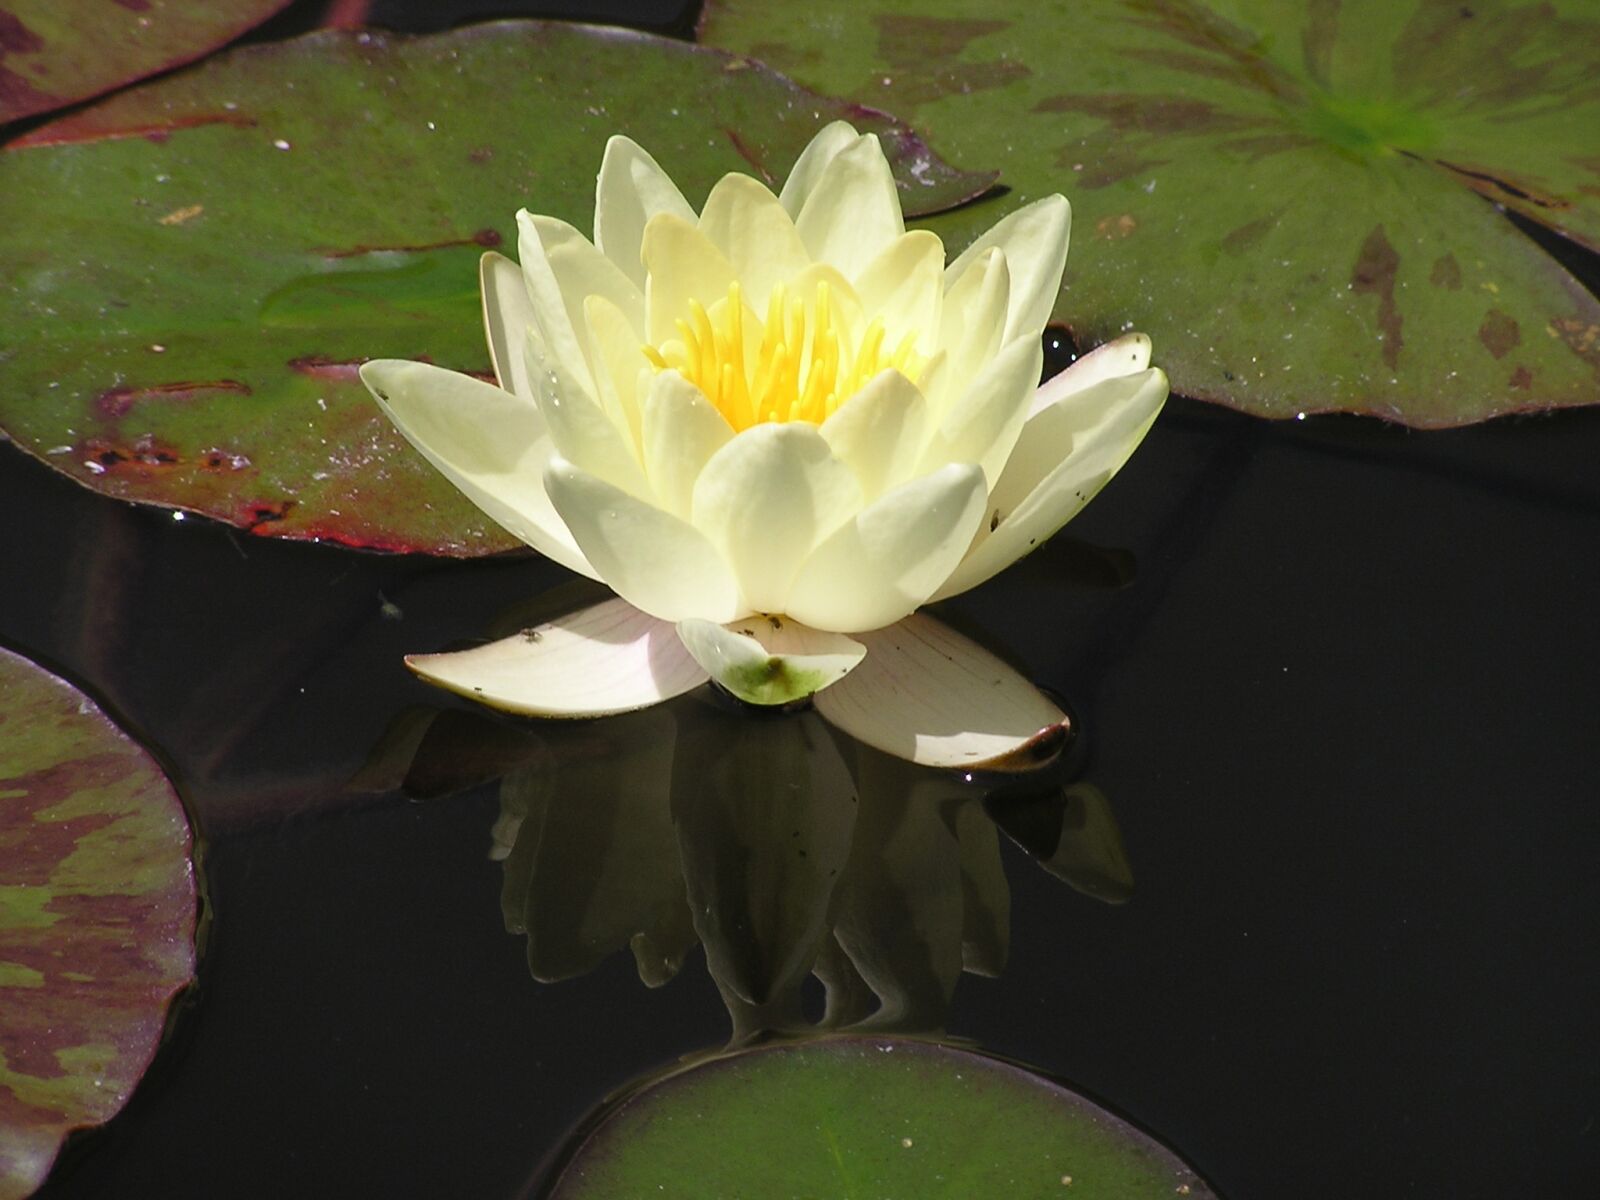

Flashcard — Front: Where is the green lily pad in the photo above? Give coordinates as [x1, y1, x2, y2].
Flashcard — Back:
[0, 647, 196, 1200]
[700, 0, 1600, 427]
[0, 22, 994, 555]
[0, 0, 292, 125]
[546, 1037, 1213, 1199]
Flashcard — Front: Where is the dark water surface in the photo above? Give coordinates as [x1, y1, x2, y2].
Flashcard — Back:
[9, 385, 1598, 1198]
[6, 2, 1600, 1197]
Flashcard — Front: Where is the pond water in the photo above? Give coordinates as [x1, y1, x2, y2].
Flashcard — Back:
[8, 374, 1598, 1197]
[5, 2, 1599, 1197]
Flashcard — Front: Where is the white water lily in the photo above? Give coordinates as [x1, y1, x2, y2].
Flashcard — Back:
[361, 122, 1167, 768]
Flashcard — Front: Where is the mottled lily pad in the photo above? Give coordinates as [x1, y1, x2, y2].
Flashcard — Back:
[701, 0, 1600, 426]
[546, 1038, 1214, 1198]
[0, 22, 993, 554]
[0, 647, 196, 1200]
[0, 0, 292, 125]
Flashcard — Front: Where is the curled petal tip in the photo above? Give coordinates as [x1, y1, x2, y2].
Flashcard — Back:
[973, 718, 1074, 773]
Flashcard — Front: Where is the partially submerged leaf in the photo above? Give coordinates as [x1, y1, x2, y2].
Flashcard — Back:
[701, 0, 1600, 426]
[0, 22, 992, 554]
[0, 647, 196, 1200]
[546, 1037, 1214, 1199]
[0, 0, 292, 125]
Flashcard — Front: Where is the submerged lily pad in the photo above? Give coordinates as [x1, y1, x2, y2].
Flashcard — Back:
[0, 647, 196, 1200]
[547, 1038, 1213, 1198]
[701, 0, 1600, 426]
[0, 0, 293, 125]
[0, 22, 993, 555]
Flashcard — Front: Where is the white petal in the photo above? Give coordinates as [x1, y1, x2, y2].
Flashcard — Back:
[854, 229, 945, 356]
[794, 133, 905, 282]
[359, 360, 596, 579]
[545, 457, 745, 622]
[407, 598, 706, 717]
[916, 333, 1043, 488]
[782, 261, 865, 345]
[933, 366, 1168, 600]
[524, 325, 651, 500]
[641, 368, 735, 519]
[698, 172, 812, 304]
[785, 463, 985, 633]
[676, 615, 865, 706]
[1026, 331, 1152, 419]
[583, 292, 650, 448]
[517, 213, 629, 396]
[641, 212, 738, 346]
[691, 422, 863, 614]
[777, 120, 860, 218]
[946, 194, 1070, 344]
[818, 368, 929, 503]
[814, 614, 1071, 770]
[594, 134, 697, 288]
[937, 246, 1010, 404]
[480, 251, 536, 400]
[522, 211, 645, 343]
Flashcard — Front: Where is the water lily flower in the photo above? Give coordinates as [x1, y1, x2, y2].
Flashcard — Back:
[360, 122, 1167, 769]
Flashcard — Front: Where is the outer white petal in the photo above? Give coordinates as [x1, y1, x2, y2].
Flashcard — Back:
[794, 133, 905, 282]
[407, 598, 706, 717]
[517, 211, 643, 391]
[524, 211, 645, 339]
[946, 194, 1070, 344]
[524, 325, 651, 500]
[814, 614, 1072, 770]
[698, 173, 812, 304]
[676, 615, 865, 706]
[641, 368, 735, 519]
[546, 456, 744, 622]
[690, 423, 863, 615]
[854, 230, 945, 357]
[358, 360, 597, 579]
[480, 251, 536, 400]
[594, 134, 697, 288]
[916, 333, 1043, 488]
[777, 120, 860, 218]
[937, 246, 1010, 404]
[641, 213, 738, 346]
[933, 366, 1169, 600]
[1025, 331, 1152, 419]
[818, 367, 929, 503]
[785, 463, 986, 633]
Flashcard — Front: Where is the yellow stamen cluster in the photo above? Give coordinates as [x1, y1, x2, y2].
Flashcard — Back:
[642, 280, 922, 431]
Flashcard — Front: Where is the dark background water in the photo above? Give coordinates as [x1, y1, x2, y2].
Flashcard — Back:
[5, 1, 1599, 1196]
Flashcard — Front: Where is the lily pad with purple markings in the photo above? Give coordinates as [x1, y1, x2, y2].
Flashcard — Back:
[0, 22, 993, 555]
[0, 0, 293, 125]
[545, 1038, 1214, 1198]
[0, 647, 196, 1200]
[701, 0, 1600, 427]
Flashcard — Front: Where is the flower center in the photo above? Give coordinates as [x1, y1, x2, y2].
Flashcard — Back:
[642, 280, 923, 431]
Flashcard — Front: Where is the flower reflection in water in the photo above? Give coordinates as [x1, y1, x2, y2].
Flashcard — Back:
[362, 612, 1129, 1045]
